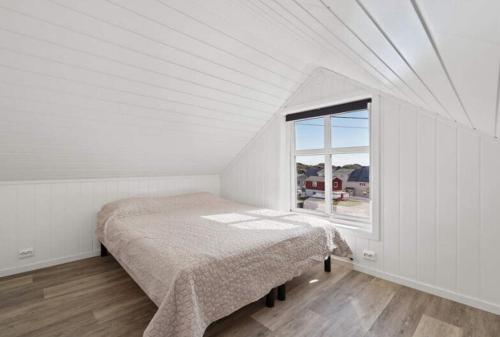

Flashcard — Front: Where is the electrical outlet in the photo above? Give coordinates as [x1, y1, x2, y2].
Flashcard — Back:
[362, 249, 376, 261]
[18, 248, 34, 259]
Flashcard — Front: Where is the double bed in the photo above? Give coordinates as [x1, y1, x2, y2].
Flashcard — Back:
[97, 192, 351, 337]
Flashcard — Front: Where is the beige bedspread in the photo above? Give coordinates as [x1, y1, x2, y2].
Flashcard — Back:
[96, 192, 352, 337]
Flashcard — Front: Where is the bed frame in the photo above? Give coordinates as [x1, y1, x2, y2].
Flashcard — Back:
[101, 243, 331, 308]
[100, 243, 108, 257]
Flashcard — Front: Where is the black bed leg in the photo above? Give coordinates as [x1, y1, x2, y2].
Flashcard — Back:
[324, 255, 331, 272]
[277, 284, 286, 301]
[265, 288, 276, 308]
[100, 243, 108, 257]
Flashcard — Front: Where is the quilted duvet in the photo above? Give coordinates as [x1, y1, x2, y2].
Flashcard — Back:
[96, 192, 352, 337]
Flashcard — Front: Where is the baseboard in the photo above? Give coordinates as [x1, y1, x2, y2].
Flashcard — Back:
[0, 250, 101, 278]
[353, 263, 500, 316]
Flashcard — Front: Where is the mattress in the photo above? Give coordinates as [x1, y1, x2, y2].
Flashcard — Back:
[97, 192, 352, 337]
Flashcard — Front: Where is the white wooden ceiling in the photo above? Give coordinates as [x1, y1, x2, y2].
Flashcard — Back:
[0, 0, 498, 180]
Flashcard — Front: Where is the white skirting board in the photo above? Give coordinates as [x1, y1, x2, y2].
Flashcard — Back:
[0, 250, 100, 278]
[353, 263, 500, 316]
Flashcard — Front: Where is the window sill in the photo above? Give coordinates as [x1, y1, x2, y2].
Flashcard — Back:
[291, 208, 378, 240]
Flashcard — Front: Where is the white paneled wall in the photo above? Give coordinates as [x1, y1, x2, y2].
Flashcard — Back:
[0, 175, 219, 277]
[221, 68, 500, 314]
[221, 115, 282, 210]
[480, 139, 500, 306]
[346, 101, 500, 314]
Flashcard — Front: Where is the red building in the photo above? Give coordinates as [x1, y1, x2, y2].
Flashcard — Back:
[305, 177, 343, 191]
[333, 177, 342, 191]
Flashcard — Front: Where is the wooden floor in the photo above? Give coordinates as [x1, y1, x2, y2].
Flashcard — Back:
[1, 257, 499, 337]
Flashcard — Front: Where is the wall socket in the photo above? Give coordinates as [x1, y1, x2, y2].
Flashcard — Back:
[18, 248, 34, 259]
[362, 249, 376, 261]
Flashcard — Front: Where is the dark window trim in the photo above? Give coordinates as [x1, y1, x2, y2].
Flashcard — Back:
[285, 98, 371, 122]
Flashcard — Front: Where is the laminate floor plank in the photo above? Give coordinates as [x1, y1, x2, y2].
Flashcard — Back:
[17, 311, 98, 337]
[363, 286, 434, 337]
[93, 296, 153, 323]
[412, 314, 462, 337]
[316, 277, 401, 337]
[1, 279, 141, 336]
[423, 295, 500, 337]
[251, 264, 352, 331]
[0, 257, 499, 337]
[205, 299, 266, 337]
[0, 275, 33, 291]
[83, 303, 157, 337]
[308, 270, 375, 317]
[43, 269, 128, 299]
[267, 309, 329, 337]
[206, 315, 270, 337]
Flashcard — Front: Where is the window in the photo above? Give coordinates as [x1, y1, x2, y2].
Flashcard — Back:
[288, 99, 374, 230]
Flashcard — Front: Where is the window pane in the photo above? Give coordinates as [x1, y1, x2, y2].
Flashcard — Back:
[296, 155, 325, 212]
[331, 153, 370, 220]
[331, 110, 369, 148]
[295, 117, 324, 150]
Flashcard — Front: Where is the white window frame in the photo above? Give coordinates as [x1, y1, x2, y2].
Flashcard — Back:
[288, 95, 381, 240]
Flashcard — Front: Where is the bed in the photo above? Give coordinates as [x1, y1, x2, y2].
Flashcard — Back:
[96, 192, 352, 337]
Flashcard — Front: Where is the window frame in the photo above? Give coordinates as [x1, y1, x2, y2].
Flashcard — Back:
[288, 95, 381, 240]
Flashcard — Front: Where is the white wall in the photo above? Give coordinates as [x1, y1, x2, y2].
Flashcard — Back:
[0, 174, 219, 277]
[220, 115, 283, 210]
[221, 68, 500, 314]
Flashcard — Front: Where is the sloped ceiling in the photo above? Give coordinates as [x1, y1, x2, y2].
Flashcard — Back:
[0, 0, 498, 180]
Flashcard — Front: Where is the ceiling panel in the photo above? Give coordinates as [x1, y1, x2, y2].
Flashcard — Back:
[417, 0, 500, 135]
[0, 0, 497, 180]
[344, 0, 471, 124]
[320, 0, 448, 115]
[418, 0, 500, 45]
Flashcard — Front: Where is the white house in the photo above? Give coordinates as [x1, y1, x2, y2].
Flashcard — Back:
[346, 166, 370, 198]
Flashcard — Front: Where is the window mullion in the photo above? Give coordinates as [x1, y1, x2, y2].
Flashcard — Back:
[291, 122, 296, 211]
[332, 146, 369, 154]
[295, 149, 328, 156]
[324, 116, 332, 214]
